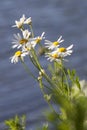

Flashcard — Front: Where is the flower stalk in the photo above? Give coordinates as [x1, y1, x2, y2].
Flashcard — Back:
[9, 14, 87, 130]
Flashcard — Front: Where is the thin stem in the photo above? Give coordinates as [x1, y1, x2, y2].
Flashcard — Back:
[42, 83, 54, 92]
[20, 59, 37, 81]
[31, 48, 42, 71]
[29, 24, 34, 38]
[56, 61, 70, 97]
[39, 79, 62, 121]
[29, 55, 40, 70]
[43, 72, 63, 95]
[47, 101, 63, 121]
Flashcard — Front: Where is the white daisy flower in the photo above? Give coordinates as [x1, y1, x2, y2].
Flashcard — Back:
[24, 17, 32, 25]
[10, 51, 26, 64]
[22, 29, 31, 39]
[12, 30, 30, 49]
[30, 32, 45, 48]
[12, 14, 25, 29]
[45, 36, 64, 50]
[45, 44, 73, 62]
[12, 33, 22, 49]
[45, 51, 61, 62]
[56, 44, 73, 57]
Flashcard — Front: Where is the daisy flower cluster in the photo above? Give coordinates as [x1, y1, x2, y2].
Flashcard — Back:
[45, 36, 73, 62]
[10, 14, 45, 64]
[10, 14, 73, 64]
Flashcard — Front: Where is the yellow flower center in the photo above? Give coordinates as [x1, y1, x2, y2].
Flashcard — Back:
[20, 39, 28, 44]
[52, 53, 58, 58]
[53, 41, 59, 46]
[35, 38, 41, 44]
[15, 51, 22, 57]
[59, 47, 66, 52]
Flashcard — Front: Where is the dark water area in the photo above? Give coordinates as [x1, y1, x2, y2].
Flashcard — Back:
[0, 0, 87, 129]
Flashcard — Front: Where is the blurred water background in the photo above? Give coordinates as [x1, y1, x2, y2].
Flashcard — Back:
[0, 0, 87, 129]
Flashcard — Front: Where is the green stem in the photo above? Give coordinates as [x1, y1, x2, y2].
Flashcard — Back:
[29, 55, 40, 70]
[31, 48, 42, 71]
[39, 79, 62, 121]
[20, 59, 37, 81]
[43, 72, 63, 95]
[56, 61, 70, 97]
[29, 24, 34, 38]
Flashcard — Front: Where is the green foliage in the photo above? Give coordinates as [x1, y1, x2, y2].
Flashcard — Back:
[39, 63, 87, 130]
[5, 14, 87, 130]
[5, 115, 26, 130]
[43, 92, 87, 130]
[37, 123, 49, 130]
[5, 60, 87, 130]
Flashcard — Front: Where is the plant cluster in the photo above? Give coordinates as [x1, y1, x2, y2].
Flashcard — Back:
[4, 15, 87, 130]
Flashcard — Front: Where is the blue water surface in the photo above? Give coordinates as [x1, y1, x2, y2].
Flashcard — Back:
[0, 0, 87, 129]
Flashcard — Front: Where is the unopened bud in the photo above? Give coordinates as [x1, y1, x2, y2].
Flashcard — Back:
[39, 69, 45, 76]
